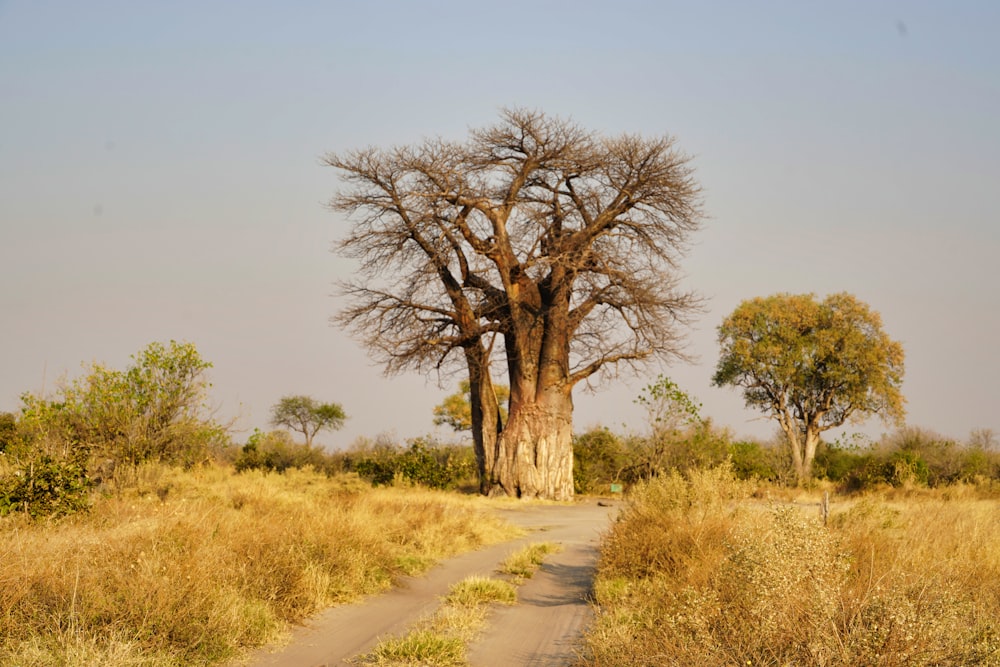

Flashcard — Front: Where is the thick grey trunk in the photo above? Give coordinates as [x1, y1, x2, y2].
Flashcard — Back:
[484, 392, 574, 500]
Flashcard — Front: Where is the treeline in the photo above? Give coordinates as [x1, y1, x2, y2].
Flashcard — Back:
[4, 342, 998, 520]
[573, 423, 1000, 494]
[232, 430, 476, 491]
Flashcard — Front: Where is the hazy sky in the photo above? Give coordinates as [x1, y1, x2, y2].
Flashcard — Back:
[2, 1, 998, 449]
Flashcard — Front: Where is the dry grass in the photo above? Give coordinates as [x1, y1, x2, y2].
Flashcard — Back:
[359, 542, 559, 666]
[499, 542, 561, 581]
[581, 466, 1000, 666]
[445, 576, 518, 608]
[0, 464, 517, 666]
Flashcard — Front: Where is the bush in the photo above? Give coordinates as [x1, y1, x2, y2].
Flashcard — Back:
[0, 412, 18, 454]
[0, 452, 91, 518]
[814, 427, 1000, 492]
[17, 341, 226, 473]
[573, 427, 628, 494]
[352, 437, 475, 490]
[727, 439, 781, 481]
[234, 429, 335, 474]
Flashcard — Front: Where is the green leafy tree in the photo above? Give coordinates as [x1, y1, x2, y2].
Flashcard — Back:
[433, 380, 509, 433]
[17, 340, 221, 468]
[3, 341, 221, 514]
[620, 376, 730, 479]
[636, 375, 704, 436]
[269, 395, 346, 448]
[712, 292, 905, 485]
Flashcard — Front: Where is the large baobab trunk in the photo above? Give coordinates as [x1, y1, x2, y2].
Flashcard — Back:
[484, 386, 574, 500]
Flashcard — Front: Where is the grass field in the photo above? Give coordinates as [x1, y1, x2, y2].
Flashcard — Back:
[580, 467, 1000, 666]
[0, 464, 518, 666]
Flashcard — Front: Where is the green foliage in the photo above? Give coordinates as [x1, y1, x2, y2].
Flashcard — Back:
[0, 452, 91, 518]
[432, 380, 509, 432]
[727, 439, 782, 481]
[352, 438, 475, 490]
[573, 427, 629, 494]
[813, 441, 872, 486]
[0, 412, 17, 454]
[635, 375, 703, 434]
[713, 292, 905, 484]
[17, 340, 222, 469]
[810, 427, 1000, 492]
[573, 379, 739, 493]
[1, 342, 227, 516]
[616, 377, 731, 483]
[885, 449, 931, 486]
[234, 429, 344, 475]
[269, 395, 346, 447]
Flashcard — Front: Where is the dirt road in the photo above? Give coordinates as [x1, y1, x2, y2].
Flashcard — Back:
[243, 500, 618, 667]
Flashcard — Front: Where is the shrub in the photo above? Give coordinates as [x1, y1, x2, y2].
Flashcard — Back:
[235, 429, 327, 473]
[583, 474, 1000, 666]
[573, 427, 628, 494]
[0, 452, 91, 518]
[17, 341, 226, 474]
[727, 439, 781, 481]
[0, 412, 18, 454]
[352, 437, 475, 490]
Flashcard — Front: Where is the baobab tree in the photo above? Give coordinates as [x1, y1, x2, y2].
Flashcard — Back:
[327, 109, 703, 499]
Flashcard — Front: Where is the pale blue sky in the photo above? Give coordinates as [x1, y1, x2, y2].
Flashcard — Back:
[2, 1, 998, 448]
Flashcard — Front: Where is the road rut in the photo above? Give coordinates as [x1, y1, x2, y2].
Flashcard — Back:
[242, 500, 618, 667]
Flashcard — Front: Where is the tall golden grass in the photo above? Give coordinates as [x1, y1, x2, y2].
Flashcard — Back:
[582, 467, 1000, 666]
[0, 464, 517, 666]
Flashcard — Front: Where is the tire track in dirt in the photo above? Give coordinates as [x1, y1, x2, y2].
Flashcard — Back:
[241, 501, 617, 667]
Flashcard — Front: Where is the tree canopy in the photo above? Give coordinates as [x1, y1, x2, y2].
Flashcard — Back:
[269, 395, 346, 448]
[433, 380, 509, 433]
[328, 108, 703, 499]
[712, 292, 905, 484]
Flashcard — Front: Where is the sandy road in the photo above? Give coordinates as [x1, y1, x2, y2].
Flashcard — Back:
[242, 500, 618, 667]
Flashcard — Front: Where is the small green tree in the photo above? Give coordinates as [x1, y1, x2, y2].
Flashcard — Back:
[17, 340, 222, 468]
[713, 293, 905, 485]
[622, 375, 723, 480]
[269, 395, 346, 447]
[433, 380, 509, 433]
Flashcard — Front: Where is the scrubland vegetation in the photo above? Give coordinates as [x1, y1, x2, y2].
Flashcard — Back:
[5, 341, 1000, 666]
[0, 465, 516, 666]
[579, 466, 1000, 666]
[572, 419, 1000, 495]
